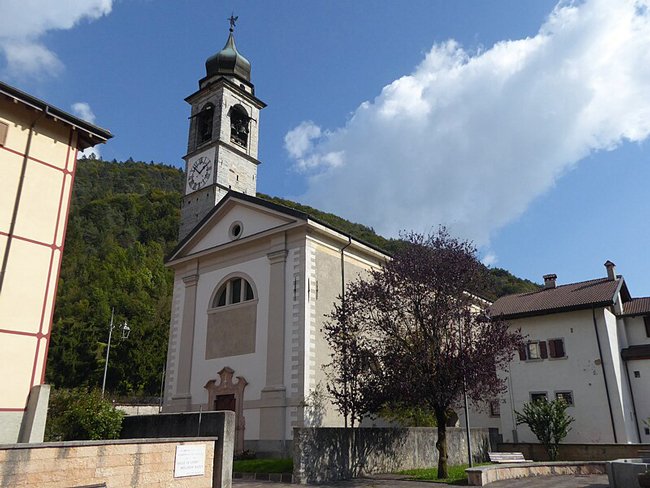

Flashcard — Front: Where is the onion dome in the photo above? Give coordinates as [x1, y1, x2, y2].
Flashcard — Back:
[205, 30, 251, 82]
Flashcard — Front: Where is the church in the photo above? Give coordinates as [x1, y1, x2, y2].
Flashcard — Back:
[161, 23, 388, 455]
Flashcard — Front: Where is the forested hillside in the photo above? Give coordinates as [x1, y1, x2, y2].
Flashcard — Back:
[47, 158, 184, 396]
[47, 157, 539, 396]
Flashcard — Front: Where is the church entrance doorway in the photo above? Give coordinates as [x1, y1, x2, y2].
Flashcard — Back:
[205, 367, 247, 453]
[215, 393, 235, 411]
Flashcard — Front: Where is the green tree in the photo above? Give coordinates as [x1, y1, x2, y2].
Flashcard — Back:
[45, 387, 124, 441]
[515, 398, 575, 461]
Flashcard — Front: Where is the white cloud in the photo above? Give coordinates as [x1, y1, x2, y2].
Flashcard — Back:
[482, 252, 498, 267]
[72, 102, 100, 158]
[284, 121, 345, 171]
[285, 0, 650, 246]
[0, 0, 113, 78]
[72, 102, 96, 124]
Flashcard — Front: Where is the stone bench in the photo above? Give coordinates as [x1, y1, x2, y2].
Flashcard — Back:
[488, 452, 530, 463]
[466, 461, 607, 486]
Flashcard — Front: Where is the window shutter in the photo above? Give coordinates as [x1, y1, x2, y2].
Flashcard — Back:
[556, 339, 565, 358]
[548, 339, 556, 358]
[540, 341, 548, 359]
[644, 316, 650, 338]
[518, 345, 527, 361]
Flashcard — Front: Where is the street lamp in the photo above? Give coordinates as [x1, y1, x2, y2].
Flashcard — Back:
[101, 308, 130, 397]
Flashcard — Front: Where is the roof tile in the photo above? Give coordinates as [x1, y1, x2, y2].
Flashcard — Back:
[621, 297, 650, 316]
[489, 277, 620, 319]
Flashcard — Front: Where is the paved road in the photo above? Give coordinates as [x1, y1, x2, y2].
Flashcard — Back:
[234, 474, 609, 487]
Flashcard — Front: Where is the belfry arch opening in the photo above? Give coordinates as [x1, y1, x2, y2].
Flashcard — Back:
[229, 104, 250, 148]
[196, 103, 214, 145]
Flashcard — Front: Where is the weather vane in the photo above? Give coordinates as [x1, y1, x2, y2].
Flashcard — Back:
[229, 13, 238, 33]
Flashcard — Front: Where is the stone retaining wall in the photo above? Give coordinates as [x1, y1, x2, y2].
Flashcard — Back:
[293, 427, 493, 484]
[0, 438, 218, 488]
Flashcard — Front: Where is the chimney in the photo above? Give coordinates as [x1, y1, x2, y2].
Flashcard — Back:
[543, 274, 557, 289]
[604, 260, 616, 281]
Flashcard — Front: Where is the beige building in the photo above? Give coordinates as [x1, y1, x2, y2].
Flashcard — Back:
[163, 27, 387, 455]
[0, 82, 112, 443]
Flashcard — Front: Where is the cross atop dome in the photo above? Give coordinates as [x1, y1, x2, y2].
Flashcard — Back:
[229, 14, 238, 33]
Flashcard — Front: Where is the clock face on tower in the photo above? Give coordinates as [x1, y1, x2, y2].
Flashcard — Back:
[188, 156, 212, 191]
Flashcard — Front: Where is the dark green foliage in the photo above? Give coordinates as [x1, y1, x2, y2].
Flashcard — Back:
[232, 459, 293, 473]
[515, 398, 574, 461]
[47, 156, 183, 396]
[45, 387, 124, 441]
[379, 404, 438, 427]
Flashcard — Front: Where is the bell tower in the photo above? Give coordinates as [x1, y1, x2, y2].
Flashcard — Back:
[179, 17, 266, 241]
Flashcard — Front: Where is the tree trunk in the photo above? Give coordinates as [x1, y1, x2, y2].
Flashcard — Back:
[435, 408, 448, 479]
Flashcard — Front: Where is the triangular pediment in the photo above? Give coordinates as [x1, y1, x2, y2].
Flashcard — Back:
[169, 193, 305, 261]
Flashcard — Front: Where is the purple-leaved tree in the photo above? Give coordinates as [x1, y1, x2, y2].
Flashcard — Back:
[325, 229, 523, 479]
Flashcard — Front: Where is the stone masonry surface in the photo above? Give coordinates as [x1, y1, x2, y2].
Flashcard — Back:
[0, 438, 217, 488]
[233, 474, 609, 487]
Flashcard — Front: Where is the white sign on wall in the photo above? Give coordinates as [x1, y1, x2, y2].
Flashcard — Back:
[174, 444, 206, 478]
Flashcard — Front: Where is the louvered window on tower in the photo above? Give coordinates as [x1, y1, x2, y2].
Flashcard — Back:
[197, 104, 214, 144]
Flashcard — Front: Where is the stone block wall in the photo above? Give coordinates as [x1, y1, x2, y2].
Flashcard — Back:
[293, 427, 493, 484]
[0, 438, 217, 488]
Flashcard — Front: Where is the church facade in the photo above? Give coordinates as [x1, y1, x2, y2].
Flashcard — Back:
[162, 26, 387, 454]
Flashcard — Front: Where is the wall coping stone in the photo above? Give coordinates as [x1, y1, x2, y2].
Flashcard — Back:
[0, 436, 218, 451]
[466, 461, 607, 486]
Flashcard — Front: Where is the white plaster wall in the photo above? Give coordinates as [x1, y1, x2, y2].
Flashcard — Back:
[189, 255, 270, 439]
[627, 359, 650, 442]
[458, 401, 502, 432]
[602, 308, 637, 442]
[500, 309, 617, 443]
[624, 316, 650, 346]
[191, 205, 292, 254]
[244, 407, 260, 440]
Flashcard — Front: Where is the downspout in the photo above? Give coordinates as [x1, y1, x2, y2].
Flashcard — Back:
[0, 109, 45, 295]
[624, 360, 642, 442]
[592, 307, 618, 443]
[340, 236, 352, 429]
[340, 236, 352, 300]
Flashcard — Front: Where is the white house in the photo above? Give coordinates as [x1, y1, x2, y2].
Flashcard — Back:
[488, 261, 650, 444]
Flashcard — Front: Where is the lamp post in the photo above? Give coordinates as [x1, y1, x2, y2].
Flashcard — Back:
[459, 318, 473, 467]
[101, 308, 130, 397]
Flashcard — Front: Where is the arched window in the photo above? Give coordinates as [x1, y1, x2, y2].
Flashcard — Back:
[197, 103, 214, 145]
[229, 105, 250, 148]
[213, 277, 255, 308]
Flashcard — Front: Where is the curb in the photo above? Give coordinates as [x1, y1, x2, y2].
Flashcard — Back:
[234, 472, 296, 483]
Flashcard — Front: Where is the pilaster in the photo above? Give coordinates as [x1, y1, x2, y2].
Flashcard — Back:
[260, 247, 288, 440]
[171, 273, 199, 411]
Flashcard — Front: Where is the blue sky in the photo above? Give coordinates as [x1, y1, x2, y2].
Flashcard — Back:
[2, 0, 650, 297]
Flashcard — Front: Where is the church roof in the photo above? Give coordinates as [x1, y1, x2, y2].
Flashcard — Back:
[167, 191, 391, 263]
[205, 31, 251, 83]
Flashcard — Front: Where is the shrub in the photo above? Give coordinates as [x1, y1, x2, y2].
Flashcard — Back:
[515, 398, 574, 461]
[45, 387, 124, 441]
